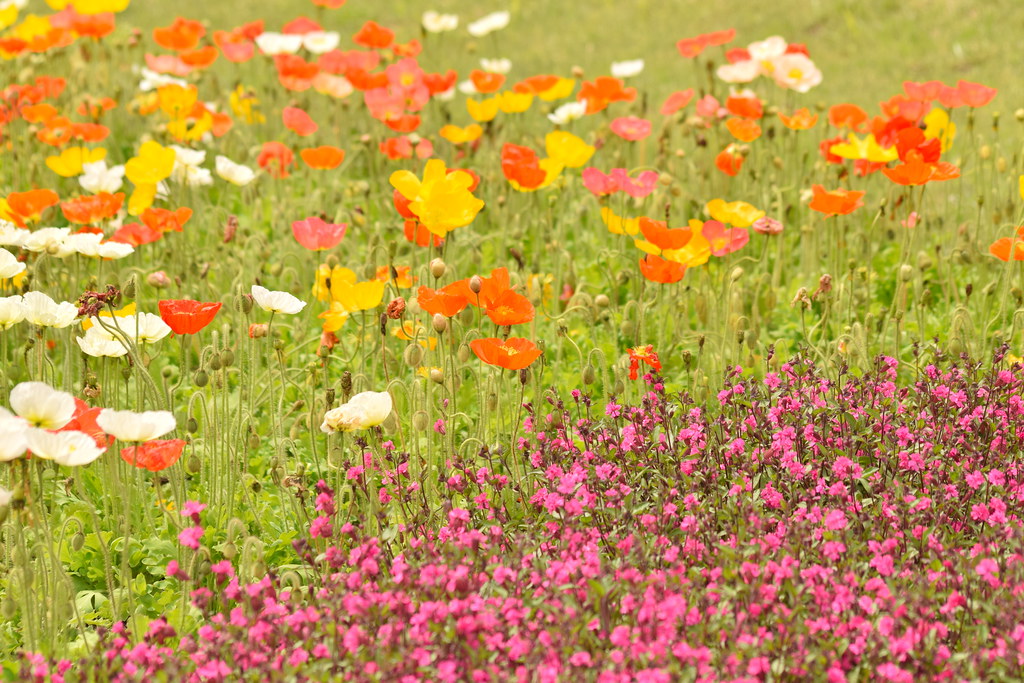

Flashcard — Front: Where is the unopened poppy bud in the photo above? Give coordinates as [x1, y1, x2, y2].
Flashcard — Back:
[273, 339, 284, 351]
[386, 297, 406, 319]
[997, 157, 1007, 173]
[341, 371, 352, 399]
[161, 366, 175, 379]
[207, 354, 221, 371]
[582, 365, 596, 384]
[412, 410, 429, 431]
[187, 417, 198, 433]
[457, 343, 471, 363]
[269, 262, 283, 276]
[429, 368, 444, 384]
[658, 172, 673, 186]
[432, 313, 448, 333]
[899, 264, 914, 282]
[223, 215, 238, 243]
[122, 276, 136, 299]
[222, 542, 237, 560]
[595, 294, 610, 308]
[147, 271, 171, 288]
[430, 258, 446, 279]
[186, 455, 202, 473]
[469, 275, 483, 294]
[248, 433, 260, 450]
[486, 393, 498, 411]
[519, 368, 531, 385]
[917, 251, 932, 271]
[238, 294, 254, 314]
[194, 370, 209, 387]
[248, 323, 268, 338]
[220, 350, 234, 367]
[620, 320, 634, 337]
[980, 145, 991, 159]
[730, 266, 744, 282]
[404, 344, 423, 367]
[121, 366, 133, 380]
[571, 65, 584, 79]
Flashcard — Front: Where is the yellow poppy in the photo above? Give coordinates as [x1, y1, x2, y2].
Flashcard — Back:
[545, 131, 594, 168]
[46, 147, 107, 177]
[705, 199, 765, 228]
[466, 97, 500, 123]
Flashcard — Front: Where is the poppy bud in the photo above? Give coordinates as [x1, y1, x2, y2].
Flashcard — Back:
[430, 258, 446, 279]
[194, 370, 209, 387]
[341, 371, 352, 399]
[223, 215, 238, 243]
[429, 368, 444, 384]
[404, 344, 423, 367]
[248, 323, 268, 338]
[326, 388, 335, 408]
[469, 275, 483, 294]
[571, 65, 584, 79]
[123, 276, 136, 300]
[457, 343, 471, 363]
[208, 354, 221, 371]
[269, 262, 283, 276]
[187, 417, 199, 433]
[121, 366, 133, 381]
[147, 271, 171, 288]
[248, 433, 261, 450]
[595, 294, 610, 308]
[899, 264, 914, 282]
[238, 294, 254, 315]
[187, 455, 202, 473]
[620, 320, 634, 337]
[432, 313, 448, 334]
[486, 393, 498, 411]
[412, 410, 429, 431]
[161, 366, 175, 379]
[71, 532, 85, 551]
[386, 297, 406, 319]
[519, 368, 531, 385]
[222, 542, 237, 560]
[220, 350, 234, 367]
[582, 365, 596, 385]
[980, 145, 991, 159]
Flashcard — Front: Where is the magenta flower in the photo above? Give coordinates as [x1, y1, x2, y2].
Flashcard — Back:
[291, 216, 348, 251]
[610, 168, 658, 198]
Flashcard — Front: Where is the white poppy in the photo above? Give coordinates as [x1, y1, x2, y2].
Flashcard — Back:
[21, 291, 78, 328]
[25, 428, 105, 467]
[22, 227, 72, 255]
[480, 57, 511, 74]
[547, 100, 588, 125]
[89, 313, 172, 345]
[251, 285, 306, 315]
[0, 221, 29, 248]
[216, 155, 256, 186]
[97, 409, 175, 442]
[302, 31, 340, 54]
[611, 59, 644, 79]
[255, 32, 303, 56]
[0, 295, 24, 330]
[137, 67, 188, 93]
[0, 415, 28, 462]
[0, 247, 25, 279]
[76, 327, 129, 358]
[96, 241, 135, 260]
[769, 53, 822, 93]
[9, 381, 75, 429]
[321, 391, 393, 433]
[747, 36, 788, 62]
[79, 160, 125, 194]
[716, 60, 762, 84]
[457, 79, 478, 95]
[422, 11, 458, 33]
[467, 11, 510, 37]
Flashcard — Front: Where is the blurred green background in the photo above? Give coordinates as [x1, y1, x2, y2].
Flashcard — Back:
[114, 0, 1023, 108]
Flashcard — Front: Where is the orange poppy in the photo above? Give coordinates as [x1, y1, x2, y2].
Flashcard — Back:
[638, 217, 692, 251]
[676, 28, 735, 58]
[879, 95, 929, 123]
[828, 103, 868, 131]
[882, 151, 960, 186]
[257, 141, 295, 178]
[807, 185, 865, 217]
[417, 285, 469, 318]
[778, 108, 818, 130]
[514, 74, 559, 95]
[353, 20, 394, 49]
[725, 117, 761, 142]
[639, 254, 687, 283]
[660, 89, 694, 116]
[404, 220, 443, 248]
[501, 143, 547, 190]
[180, 46, 219, 70]
[470, 337, 542, 370]
[4, 189, 59, 226]
[301, 146, 346, 170]
[485, 290, 535, 326]
[153, 17, 205, 52]
[450, 267, 512, 308]
[715, 145, 745, 177]
[423, 70, 458, 95]
[383, 114, 421, 133]
[61, 192, 124, 224]
[76, 97, 117, 120]
[142, 207, 193, 233]
[121, 439, 187, 471]
[275, 55, 320, 91]
[577, 77, 636, 115]
[725, 94, 762, 120]
[990, 228, 1024, 262]
[470, 70, 505, 94]
[71, 122, 110, 143]
[283, 106, 318, 136]
[71, 13, 116, 40]
[21, 104, 58, 124]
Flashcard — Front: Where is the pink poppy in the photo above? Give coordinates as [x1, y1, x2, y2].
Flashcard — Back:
[695, 94, 722, 119]
[660, 89, 694, 116]
[283, 106, 318, 136]
[610, 116, 652, 141]
[701, 220, 749, 256]
[582, 168, 619, 196]
[610, 169, 658, 198]
[292, 216, 347, 251]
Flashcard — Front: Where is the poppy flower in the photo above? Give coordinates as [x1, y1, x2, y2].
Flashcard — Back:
[109, 222, 162, 247]
[274, 55, 319, 91]
[582, 168, 619, 196]
[153, 17, 205, 51]
[180, 46, 219, 70]
[660, 89, 694, 116]
[46, 146, 106, 177]
[601, 207, 640, 236]
[390, 159, 484, 237]
[121, 439, 186, 471]
[882, 151, 960, 186]
[706, 199, 765, 228]
[715, 145, 745, 176]
[470, 337, 542, 370]
[778, 108, 817, 130]
[70, 13, 116, 40]
[61, 192, 124, 224]
[59, 398, 113, 450]
[485, 290, 534, 326]
[379, 135, 433, 160]
[300, 146, 345, 170]
[292, 216, 347, 251]
[158, 299, 222, 335]
[142, 207, 192, 233]
[404, 220, 443, 247]
[353, 20, 394, 49]
[828, 103, 868, 131]
[449, 268, 512, 308]
[725, 94, 762, 119]
[807, 185, 865, 217]
[383, 114, 421, 133]
[577, 77, 636, 115]
[725, 117, 761, 142]
[990, 228, 1024, 262]
[2, 189, 60, 227]
[676, 29, 735, 58]
[501, 143, 548, 190]
[637, 216, 692, 252]
[639, 254, 687, 284]
[466, 97, 500, 123]
[627, 345, 661, 380]
[879, 95, 930, 123]
[417, 285, 469, 318]
[469, 70, 505, 94]
[439, 124, 483, 146]
[951, 80, 996, 109]
[257, 141, 295, 179]
[496, 91, 534, 114]
[423, 69, 458, 95]
[282, 106, 318, 136]
[701, 220, 749, 256]
[610, 116, 652, 141]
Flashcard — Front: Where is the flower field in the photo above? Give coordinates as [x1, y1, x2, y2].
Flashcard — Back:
[1, 0, 1024, 680]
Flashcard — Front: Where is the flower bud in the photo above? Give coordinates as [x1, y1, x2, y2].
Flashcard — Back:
[469, 275, 483, 294]
[187, 455, 202, 473]
[457, 343, 471, 363]
[429, 368, 444, 384]
[147, 271, 171, 288]
[432, 313, 448, 334]
[595, 294, 610, 308]
[122, 276, 136, 300]
[194, 370, 209, 387]
[582, 365, 596, 384]
[187, 417, 199, 433]
[412, 410, 429, 431]
[430, 258, 446, 279]
[404, 344, 423, 367]
[248, 323, 268, 338]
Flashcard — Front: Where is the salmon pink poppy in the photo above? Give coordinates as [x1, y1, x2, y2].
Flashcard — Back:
[701, 220, 749, 256]
[292, 216, 347, 251]
[903, 80, 945, 102]
[582, 168, 618, 196]
[808, 185, 865, 217]
[282, 106, 318, 136]
[158, 299, 222, 335]
[610, 116, 652, 141]
[612, 169, 658, 198]
[109, 222, 162, 247]
[676, 29, 735, 58]
[695, 94, 723, 120]
[660, 89, 694, 116]
[949, 80, 996, 108]
[257, 141, 295, 178]
[121, 439, 186, 471]
[300, 146, 345, 170]
[470, 337, 542, 370]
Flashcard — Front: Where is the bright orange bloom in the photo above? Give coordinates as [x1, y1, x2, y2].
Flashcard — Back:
[383, 114, 421, 133]
[60, 398, 112, 450]
[404, 220, 443, 248]
[903, 80, 945, 102]
[469, 70, 505, 94]
[501, 143, 547, 190]
[142, 207, 192, 233]
[158, 299, 222, 335]
[180, 46, 219, 70]
[301, 146, 345, 170]
[676, 29, 735, 58]
[725, 94, 762, 120]
[275, 55, 319, 91]
[417, 285, 469, 318]
[121, 440, 186, 471]
[807, 185, 865, 217]
[879, 95, 929, 123]
[71, 13, 116, 40]
[283, 106, 318, 136]
[778, 108, 818, 130]
[725, 117, 761, 142]
[639, 255, 687, 283]
[639, 217, 692, 251]
[882, 151, 960, 186]
[577, 77, 636, 115]
[4, 189, 59, 226]
[21, 104, 58, 123]
[470, 337, 542, 370]
[485, 290, 535, 326]
[715, 145, 745, 177]
[514, 74, 559, 95]
[828, 103, 868, 131]
[990, 228, 1024, 262]
[61, 192, 124, 224]
[353, 20, 394, 49]
[257, 141, 295, 178]
[449, 267, 512, 308]
[153, 17, 205, 52]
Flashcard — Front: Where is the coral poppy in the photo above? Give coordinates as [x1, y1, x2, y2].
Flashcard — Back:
[282, 106, 318, 136]
[807, 185, 865, 217]
[257, 141, 295, 179]
[158, 299, 222, 335]
[990, 228, 1024, 262]
[777, 108, 818, 130]
[353, 20, 394, 49]
[300, 146, 345, 170]
[121, 439, 186, 471]
[142, 207, 192, 233]
[701, 220, 749, 256]
[470, 337, 542, 370]
[828, 103, 868, 131]
[485, 290, 535, 326]
[725, 117, 762, 142]
[61, 192, 124, 224]
[660, 89, 695, 116]
[610, 116, 652, 141]
[292, 216, 347, 251]
[715, 145, 745, 176]
[639, 254, 687, 283]
[676, 29, 735, 58]
[583, 168, 619, 196]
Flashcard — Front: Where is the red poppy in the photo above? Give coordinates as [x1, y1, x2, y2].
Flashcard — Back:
[283, 106, 318, 136]
[501, 143, 546, 190]
[639, 255, 687, 284]
[257, 141, 295, 178]
[807, 185, 865, 217]
[158, 299, 223, 335]
[485, 290, 535, 326]
[470, 337, 542, 370]
[292, 216, 347, 251]
[627, 345, 661, 380]
[417, 285, 469, 318]
[353, 21, 394, 50]
[121, 439, 187, 471]
[59, 398, 112, 449]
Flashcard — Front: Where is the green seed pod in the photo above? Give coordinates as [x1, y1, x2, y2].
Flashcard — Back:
[194, 370, 209, 387]
[204, 354, 219, 372]
[404, 344, 423, 367]
[612, 379, 625, 396]
[121, 366, 132, 381]
[412, 410, 429, 431]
